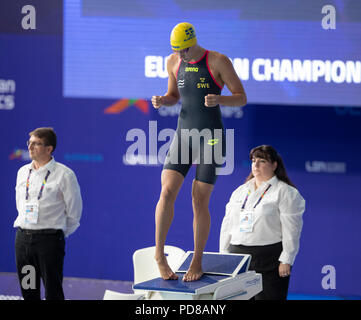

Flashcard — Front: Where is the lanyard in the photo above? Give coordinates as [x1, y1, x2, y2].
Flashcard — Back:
[241, 184, 272, 210]
[25, 169, 51, 201]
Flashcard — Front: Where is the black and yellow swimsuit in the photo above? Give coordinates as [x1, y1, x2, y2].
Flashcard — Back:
[163, 50, 226, 185]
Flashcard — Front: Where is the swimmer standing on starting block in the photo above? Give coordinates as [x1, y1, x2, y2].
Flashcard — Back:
[152, 22, 247, 282]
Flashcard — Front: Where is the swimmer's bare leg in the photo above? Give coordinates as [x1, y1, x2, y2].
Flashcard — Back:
[183, 179, 213, 282]
[155, 169, 184, 280]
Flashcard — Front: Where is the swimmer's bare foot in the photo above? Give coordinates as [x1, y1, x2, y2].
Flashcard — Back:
[182, 262, 203, 282]
[155, 255, 178, 280]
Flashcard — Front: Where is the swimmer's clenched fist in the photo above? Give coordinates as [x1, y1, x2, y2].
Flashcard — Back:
[204, 94, 220, 107]
[152, 95, 164, 109]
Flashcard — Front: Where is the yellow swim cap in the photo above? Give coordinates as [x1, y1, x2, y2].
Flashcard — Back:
[170, 22, 197, 51]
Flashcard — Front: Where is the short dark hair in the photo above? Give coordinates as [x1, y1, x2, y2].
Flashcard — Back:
[245, 145, 296, 188]
[29, 127, 57, 153]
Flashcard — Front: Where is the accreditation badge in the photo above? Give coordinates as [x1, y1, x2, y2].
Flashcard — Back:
[25, 202, 39, 224]
[239, 209, 254, 233]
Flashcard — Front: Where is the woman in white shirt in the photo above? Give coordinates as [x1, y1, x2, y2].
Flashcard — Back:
[219, 145, 305, 300]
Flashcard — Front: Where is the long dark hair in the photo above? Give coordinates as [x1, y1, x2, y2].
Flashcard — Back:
[245, 145, 296, 188]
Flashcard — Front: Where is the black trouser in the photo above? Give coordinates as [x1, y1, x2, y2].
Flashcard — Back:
[15, 228, 65, 300]
[229, 242, 291, 300]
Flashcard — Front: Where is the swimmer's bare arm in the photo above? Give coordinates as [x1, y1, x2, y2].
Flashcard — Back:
[152, 55, 180, 109]
[205, 53, 247, 107]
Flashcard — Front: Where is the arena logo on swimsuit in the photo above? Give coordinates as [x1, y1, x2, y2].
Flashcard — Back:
[185, 67, 198, 72]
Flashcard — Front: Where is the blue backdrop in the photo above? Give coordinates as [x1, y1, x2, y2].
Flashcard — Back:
[1, 0, 361, 297]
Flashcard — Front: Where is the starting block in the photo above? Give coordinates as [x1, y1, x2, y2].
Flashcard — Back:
[133, 251, 262, 300]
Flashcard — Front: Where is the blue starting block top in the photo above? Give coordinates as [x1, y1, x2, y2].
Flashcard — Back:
[177, 251, 250, 276]
[133, 273, 227, 294]
[132, 251, 251, 294]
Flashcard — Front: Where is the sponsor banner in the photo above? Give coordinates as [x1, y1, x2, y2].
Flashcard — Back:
[0, 79, 15, 110]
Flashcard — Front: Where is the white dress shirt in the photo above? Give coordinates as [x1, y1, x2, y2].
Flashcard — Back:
[219, 176, 305, 265]
[14, 157, 83, 237]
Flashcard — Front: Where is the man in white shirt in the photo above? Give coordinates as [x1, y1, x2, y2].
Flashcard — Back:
[14, 127, 82, 300]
